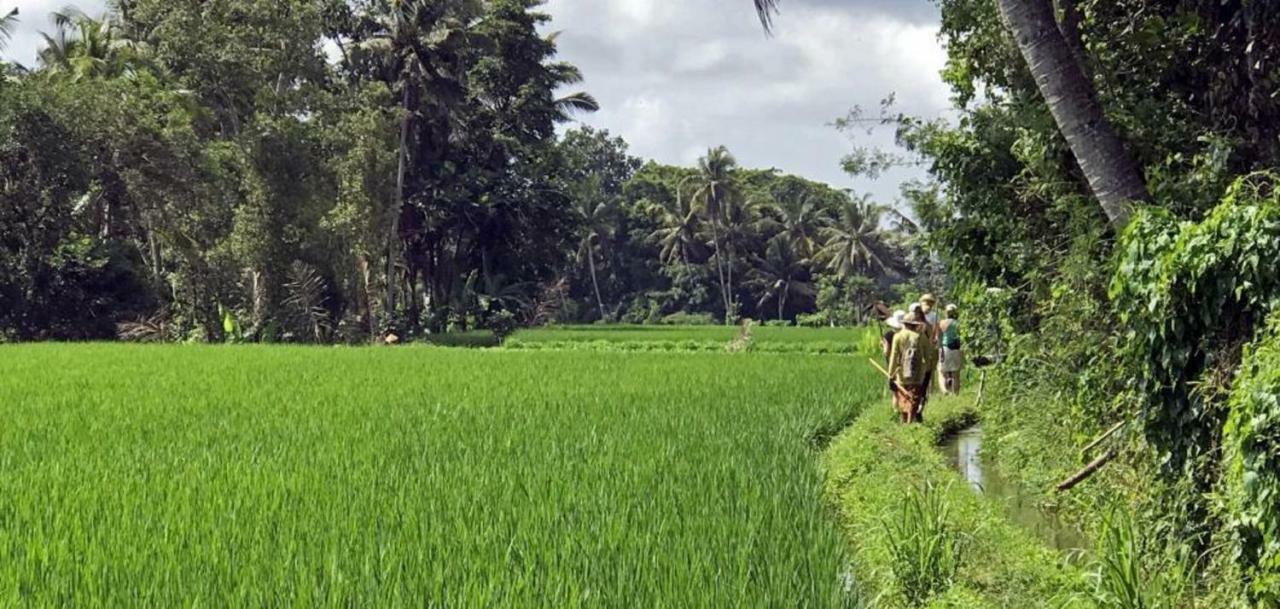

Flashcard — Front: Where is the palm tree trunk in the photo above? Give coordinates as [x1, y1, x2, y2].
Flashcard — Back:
[587, 246, 607, 321]
[386, 83, 412, 331]
[709, 221, 731, 324]
[726, 243, 736, 321]
[997, 0, 1147, 228]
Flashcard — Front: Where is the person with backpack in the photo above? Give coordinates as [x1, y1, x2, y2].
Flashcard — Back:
[887, 311, 929, 424]
[939, 304, 965, 394]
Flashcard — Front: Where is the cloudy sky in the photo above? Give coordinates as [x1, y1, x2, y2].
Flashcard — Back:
[1, 0, 952, 201]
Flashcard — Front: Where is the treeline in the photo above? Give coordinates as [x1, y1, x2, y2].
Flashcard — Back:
[0, 1, 922, 344]
[898, 0, 1280, 603]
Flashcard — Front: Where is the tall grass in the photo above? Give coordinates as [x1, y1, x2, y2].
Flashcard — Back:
[1091, 509, 1196, 609]
[883, 483, 970, 605]
[0, 344, 877, 607]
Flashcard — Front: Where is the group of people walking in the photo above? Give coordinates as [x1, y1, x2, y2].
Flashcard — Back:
[879, 294, 965, 424]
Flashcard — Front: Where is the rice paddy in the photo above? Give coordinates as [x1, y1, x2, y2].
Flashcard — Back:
[0, 336, 879, 607]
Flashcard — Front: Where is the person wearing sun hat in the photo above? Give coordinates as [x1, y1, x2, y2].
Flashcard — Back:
[939, 304, 965, 394]
[910, 300, 941, 408]
[887, 310, 929, 424]
[920, 294, 940, 338]
[880, 309, 906, 364]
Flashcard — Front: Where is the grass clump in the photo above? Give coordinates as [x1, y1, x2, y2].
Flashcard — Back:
[884, 483, 971, 605]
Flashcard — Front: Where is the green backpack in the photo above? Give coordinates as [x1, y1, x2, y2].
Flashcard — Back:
[900, 332, 925, 384]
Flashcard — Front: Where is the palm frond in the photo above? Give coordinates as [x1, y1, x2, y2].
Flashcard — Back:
[0, 8, 18, 51]
[555, 91, 599, 117]
[754, 0, 781, 33]
[50, 6, 91, 30]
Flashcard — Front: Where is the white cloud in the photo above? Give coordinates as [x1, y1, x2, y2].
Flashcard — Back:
[2, 0, 953, 203]
[544, 0, 952, 203]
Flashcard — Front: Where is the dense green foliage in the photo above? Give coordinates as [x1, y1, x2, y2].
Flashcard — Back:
[901, 0, 1280, 604]
[0, 2, 917, 343]
[1222, 315, 1280, 603]
[0, 343, 870, 606]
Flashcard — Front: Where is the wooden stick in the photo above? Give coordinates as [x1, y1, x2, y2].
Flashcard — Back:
[1081, 421, 1125, 456]
[867, 358, 890, 379]
[974, 369, 987, 409]
[1055, 449, 1116, 492]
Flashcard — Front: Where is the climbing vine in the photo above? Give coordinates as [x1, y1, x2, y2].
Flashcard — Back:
[1111, 174, 1280, 472]
[1222, 315, 1280, 602]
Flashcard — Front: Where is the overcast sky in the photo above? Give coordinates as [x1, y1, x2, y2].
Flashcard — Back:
[1, 0, 951, 202]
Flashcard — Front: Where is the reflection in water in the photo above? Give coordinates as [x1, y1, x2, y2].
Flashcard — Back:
[942, 425, 1090, 553]
[952, 426, 985, 492]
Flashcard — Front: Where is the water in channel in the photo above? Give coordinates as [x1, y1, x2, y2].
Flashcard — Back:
[942, 425, 1090, 554]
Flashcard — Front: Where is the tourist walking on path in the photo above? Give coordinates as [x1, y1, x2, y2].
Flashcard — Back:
[939, 304, 965, 394]
[888, 311, 929, 424]
[920, 294, 940, 340]
[881, 310, 905, 365]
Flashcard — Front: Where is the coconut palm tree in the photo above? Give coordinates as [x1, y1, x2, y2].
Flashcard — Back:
[544, 57, 600, 120]
[761, 190, 825, 258]
[354, 0, 482, 327]
[572, 174, 615, 320]
[817, 195, 903, 280]
[749, 237, 814, 321]
[994, 0, 1146, 228]
[688, 146, 740, 323]
[648, 193, 704, 266]
[37, 8, 130, 80]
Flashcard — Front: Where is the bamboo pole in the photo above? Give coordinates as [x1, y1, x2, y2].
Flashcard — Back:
[1081, 421, 1125, 456]
[1055, 449, 1116, 492]
[867, 358, 890, 379]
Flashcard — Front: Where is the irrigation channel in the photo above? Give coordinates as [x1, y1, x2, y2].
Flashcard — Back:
[942, 425, 1090, 553]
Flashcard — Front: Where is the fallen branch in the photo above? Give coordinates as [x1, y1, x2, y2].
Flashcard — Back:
[1055, 449, 1116, 493]
[1080, 421, 1125, 457]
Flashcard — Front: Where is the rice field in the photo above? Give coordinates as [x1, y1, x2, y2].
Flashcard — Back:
[511, 324, 867, 344]
[0, 340, 879, 607]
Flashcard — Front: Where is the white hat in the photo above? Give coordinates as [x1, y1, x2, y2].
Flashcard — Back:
[887, 310, 906, 330]
[946, 304, 958, 313]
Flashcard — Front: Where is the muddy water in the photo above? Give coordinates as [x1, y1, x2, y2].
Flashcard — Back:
[942, 425, 1090, 553]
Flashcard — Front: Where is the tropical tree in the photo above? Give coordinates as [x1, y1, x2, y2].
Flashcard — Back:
[749, 237, 814, 321]
[349, 0, 481, 329]
[572, 174, 616, 320]
[817, 196, 902, 280]
[761, 188, 825, 257]
[994, 0, 1147, 228]
[688, 146, 740, 322]
[649, 192, 703, 265]
[37, 8, 133, 80]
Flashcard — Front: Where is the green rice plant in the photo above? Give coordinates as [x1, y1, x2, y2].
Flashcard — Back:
[882, 482, 970, 605]
[0, 343, 877, 607]
[1091, 509, 1196, 609]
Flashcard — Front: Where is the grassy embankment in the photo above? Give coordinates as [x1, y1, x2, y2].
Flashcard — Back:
[822, 388, 1087, 607]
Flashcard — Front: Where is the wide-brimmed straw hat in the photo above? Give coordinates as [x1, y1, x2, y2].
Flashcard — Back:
[902, 311, 926, 328]
[921, 293, 937, 305]
[886, 310, 906, 330]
